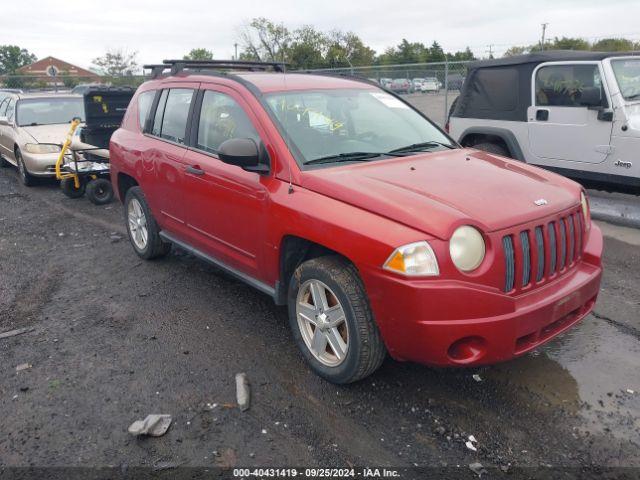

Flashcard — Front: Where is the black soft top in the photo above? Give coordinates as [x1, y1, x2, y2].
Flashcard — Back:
[453, 50, 640, 122]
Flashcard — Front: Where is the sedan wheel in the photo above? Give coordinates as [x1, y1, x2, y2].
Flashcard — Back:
[296, 279, 349, 367]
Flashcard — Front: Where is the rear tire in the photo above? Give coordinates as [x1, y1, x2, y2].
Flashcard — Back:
[287, 256, 386, 384]
[124, 186, 171, 260]
[60, 177, 86, 199]
[86, 178, 114, 205]
[473, 142, 510, 158]
[16, 149, 36, 187]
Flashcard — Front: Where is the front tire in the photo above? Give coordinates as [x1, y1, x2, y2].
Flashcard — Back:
[16, 150, 36, 187]
[287, 256, 386, 384]
[124, 186, 171, 260]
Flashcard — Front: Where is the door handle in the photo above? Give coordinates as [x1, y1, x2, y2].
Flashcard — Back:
[536, 109, 549, 121]
[186, 165, 205, 176]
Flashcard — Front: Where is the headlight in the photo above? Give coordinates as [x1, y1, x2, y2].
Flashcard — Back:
[580, 191, 591, 230]
[449, 225, 486, 272]
[24, 143, 61, 154]
[383, 241, 439, 276]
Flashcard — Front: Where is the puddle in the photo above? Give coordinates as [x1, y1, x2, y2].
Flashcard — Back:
[485, 314, 640, 443]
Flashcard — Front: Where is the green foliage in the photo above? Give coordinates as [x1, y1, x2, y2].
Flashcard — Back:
[0, 45, 37, 74]
[61, 70, 79, 88]
[184, 48, 214, 61]
[591, 38, 636, 52]
[92, 49, 138, 77]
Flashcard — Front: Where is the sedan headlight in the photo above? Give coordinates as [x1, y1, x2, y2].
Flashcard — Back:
[383, 241, 439, 276]
[580, 191, 591, 230]
[449, 225, 486, 272]
[24, 143, 61, 154]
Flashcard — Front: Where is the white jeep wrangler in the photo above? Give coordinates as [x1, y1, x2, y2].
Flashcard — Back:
[449, 51, 640, 194]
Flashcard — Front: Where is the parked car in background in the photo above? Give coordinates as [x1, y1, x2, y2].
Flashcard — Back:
[420, 78, 440, 93]
[379, 78, 393, 89]
[425, 76, 442, 89]
[411, 78, 426, 91]
[110, 59, 602, 384]
[449, 51, 640, 194]
[389, 78, 411, 93]
[446, 73, 465, 90]
[0, 93, 84, 186]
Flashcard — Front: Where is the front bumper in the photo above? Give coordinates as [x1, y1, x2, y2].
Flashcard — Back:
[22, 151, 60, 176]
[360, 224, 603, 367]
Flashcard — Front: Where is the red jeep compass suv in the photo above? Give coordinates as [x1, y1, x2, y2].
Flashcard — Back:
[110, 60, 603, 384]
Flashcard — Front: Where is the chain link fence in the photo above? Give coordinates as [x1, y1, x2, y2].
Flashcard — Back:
[2, 61, 470, 126]
[0, 74, 145, 93]
[307, 61, 470, 126]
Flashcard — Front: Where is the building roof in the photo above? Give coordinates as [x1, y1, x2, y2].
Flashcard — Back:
[17, 56, 99, 78]
[467, 50, 640, 69]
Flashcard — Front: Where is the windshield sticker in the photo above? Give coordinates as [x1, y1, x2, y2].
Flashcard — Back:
[369, 92, 409, 109]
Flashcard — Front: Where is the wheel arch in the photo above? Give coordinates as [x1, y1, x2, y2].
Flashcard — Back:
[275, 235, 357, 306]
[459, 126, 526, 161]
[116, 172, 139, 203]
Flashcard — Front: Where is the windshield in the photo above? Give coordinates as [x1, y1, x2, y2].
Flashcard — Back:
[612, 59, 640, 100]
[264, 88, 454, 165]
[16, 97, 84, 126]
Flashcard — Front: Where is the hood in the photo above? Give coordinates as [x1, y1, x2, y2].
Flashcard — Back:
[300, 149, 581, 240]
[20, 124, 75, 144]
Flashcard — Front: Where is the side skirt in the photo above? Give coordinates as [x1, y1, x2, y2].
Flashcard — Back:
[159, 231, 278, 301]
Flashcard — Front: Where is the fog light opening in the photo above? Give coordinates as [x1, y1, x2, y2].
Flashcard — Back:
[447, 336, 487, 364]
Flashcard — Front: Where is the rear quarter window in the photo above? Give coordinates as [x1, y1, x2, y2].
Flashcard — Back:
[137, 90, 155, 130]
[470, 67, 518, 112]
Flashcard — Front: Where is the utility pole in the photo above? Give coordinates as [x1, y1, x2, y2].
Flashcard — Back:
[485, 45, 494, 59]
[541, 23, 549, 51]
[234, 43, 238, 60]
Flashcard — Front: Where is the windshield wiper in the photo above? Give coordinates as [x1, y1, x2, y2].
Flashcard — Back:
[388, 141, 455, 154]
[305, 151, 405, 166]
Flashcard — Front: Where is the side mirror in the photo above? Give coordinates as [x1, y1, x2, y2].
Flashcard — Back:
[218, 138, 269, 174]
[580, 88, 605, 109]
[0, 116, 9, 126]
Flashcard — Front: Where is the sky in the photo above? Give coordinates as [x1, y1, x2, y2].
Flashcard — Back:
[3, 0, 639, 71]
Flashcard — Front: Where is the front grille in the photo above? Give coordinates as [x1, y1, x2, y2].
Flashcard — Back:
[502, 208, 584, 293]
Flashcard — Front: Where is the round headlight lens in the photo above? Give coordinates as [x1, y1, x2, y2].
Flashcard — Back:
[450, 225, 486, 272]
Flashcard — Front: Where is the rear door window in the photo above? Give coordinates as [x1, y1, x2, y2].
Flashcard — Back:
[159, 89, 194, 144]
[151, 89, 168, 136]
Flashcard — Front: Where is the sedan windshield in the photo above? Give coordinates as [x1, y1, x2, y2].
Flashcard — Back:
[612, 59, 640, 101]
[17, 97, 84, 126]
[264, 88, 455, 165]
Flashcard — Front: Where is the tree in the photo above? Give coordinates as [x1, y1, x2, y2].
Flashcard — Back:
[61, 70, 79, 88]
[0, 45, 36, 74]
[92, 49, 138, 76]
[325, 31, 376, 68]
[183, 48, 214, 61]
[239, 18, 291, 62]
[552, 37, 590, 51]
[503, 46, 530, 57]
[592, 38, 636, 52]
[287, 25, 327, 69]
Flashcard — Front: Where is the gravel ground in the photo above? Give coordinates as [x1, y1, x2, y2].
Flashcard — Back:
[0, 167, 639, 479]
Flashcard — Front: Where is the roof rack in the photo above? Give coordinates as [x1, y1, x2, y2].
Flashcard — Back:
[143, 59, 289, 78]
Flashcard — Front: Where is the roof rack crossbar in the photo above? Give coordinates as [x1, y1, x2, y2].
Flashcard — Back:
[142, 59, 289, 78]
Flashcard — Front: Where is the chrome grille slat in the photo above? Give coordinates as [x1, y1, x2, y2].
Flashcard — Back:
[535, 226, 545, 282]
[503, 236, 515, 292]
[520, 231, 531, 287]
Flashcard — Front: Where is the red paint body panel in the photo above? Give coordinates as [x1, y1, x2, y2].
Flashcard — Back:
[110, 73, 604, 368]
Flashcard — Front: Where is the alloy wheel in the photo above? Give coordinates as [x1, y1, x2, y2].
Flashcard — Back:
[127, 197, 148, 250]
[296, 279, 349, 367]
